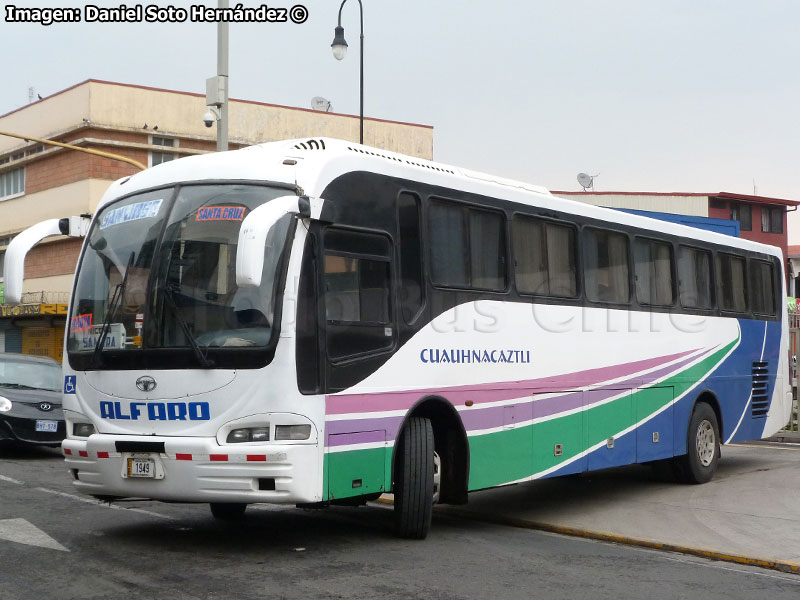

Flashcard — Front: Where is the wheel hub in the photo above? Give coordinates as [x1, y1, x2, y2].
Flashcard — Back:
[696, 419, 716, 467]
[432, 451, 441, 504]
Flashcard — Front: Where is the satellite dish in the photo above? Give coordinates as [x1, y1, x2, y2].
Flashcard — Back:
[577, 172, 593, 191]
[311, 96, 332, 112]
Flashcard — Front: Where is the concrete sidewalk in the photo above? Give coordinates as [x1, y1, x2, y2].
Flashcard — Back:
[436, 443, 800, 570]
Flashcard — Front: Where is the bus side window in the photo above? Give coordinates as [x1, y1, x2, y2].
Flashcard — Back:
[751, 259, 777, 316]
[584, 228, 630, 304]
[512, 216, 577, 298]
[633, 238, 674, 306]
[716, 253, 747, 313]
[678, 246, 713, 310]
[428, 199, 506, 291]
[323, 228, 393, 361]
[397, 192, 424, 323]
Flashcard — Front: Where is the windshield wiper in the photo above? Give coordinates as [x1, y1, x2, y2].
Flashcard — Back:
[162, 287, 214, 369]
[91, 251, 135, 368]
[0, 382, 36, 390]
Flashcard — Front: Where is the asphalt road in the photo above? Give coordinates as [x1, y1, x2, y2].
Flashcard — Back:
[1, 444, 799, 600]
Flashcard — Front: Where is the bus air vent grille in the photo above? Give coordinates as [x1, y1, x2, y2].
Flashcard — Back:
[292, 139, 326, 150]
[751, 361, 769, 418]
[346, 146, 456, 174]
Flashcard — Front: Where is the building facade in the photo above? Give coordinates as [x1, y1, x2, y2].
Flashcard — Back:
[0, 79, 434, 359]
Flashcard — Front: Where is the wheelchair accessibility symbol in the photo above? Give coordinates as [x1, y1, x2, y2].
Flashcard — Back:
[64, 376, 77, 394]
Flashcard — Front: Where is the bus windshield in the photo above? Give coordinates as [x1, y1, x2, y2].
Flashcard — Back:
[67, 184, 294, 370]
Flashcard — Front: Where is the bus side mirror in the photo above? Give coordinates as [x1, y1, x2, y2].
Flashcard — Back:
[3, 215, 91, 304]
[236, 195, 324, 288]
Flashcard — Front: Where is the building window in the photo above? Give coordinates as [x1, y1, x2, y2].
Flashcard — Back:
[761, 206, 783, 234]
[730, 203, 752, 231]
[0, 167, 25, 200]
[150, 136, 177, 167]
[709, 198, 726, 210]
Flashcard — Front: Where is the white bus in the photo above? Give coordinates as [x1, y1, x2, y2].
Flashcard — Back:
[4, 138, 791, 538]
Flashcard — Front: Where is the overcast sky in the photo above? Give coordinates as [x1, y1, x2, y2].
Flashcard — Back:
[3, 1, 800, 239]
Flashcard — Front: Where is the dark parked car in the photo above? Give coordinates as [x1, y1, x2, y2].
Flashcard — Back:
[0, 353, 65, 447]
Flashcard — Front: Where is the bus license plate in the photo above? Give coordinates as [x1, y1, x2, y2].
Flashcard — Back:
[35, 420, 58, 432]
[127, 457, 155, 478]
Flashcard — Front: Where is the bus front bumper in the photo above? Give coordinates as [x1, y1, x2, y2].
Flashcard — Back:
[62, 435, 321, 504]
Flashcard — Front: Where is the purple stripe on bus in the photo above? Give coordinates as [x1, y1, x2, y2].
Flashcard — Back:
[325, 347, 715, 444]
[326, 416, 404, 438]
[326, 347, 703, 415]
[326, 429, 387, 447]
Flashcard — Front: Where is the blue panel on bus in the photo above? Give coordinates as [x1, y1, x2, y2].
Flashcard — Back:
[611, 208, 741, 237]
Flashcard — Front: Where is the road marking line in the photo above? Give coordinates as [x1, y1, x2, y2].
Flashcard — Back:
[0, 475, 24, 485]
[652, 549, 800, 584]
[34, 488, 176, 520]
[0, 518, 69, 552]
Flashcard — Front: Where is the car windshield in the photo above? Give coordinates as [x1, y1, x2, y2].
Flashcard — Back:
[0, 359, 61, 392]
[67, 184, 294, 369]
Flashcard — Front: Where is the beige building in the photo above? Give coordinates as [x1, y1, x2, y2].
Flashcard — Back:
[0, 79, 433, 358]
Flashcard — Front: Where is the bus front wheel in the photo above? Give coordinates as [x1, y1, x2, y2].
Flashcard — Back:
[674, 402, 720, 484]
[210, 502, 247, 520]
[394, 417, 435, 539]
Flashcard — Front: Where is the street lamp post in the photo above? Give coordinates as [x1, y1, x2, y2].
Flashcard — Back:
[217, 0, 229, 152]
[331, 0, 364, 144]
[206, 0, 229, 151]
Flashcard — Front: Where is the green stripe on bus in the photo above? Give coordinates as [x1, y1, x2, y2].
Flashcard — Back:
[467, 339, 736, 490]
[323, 446, 390, 501]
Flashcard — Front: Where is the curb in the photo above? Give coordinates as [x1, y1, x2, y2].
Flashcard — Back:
[766, 430, 800, 443]
[377, 497, 800, 575]
[436, 508, 800, 575]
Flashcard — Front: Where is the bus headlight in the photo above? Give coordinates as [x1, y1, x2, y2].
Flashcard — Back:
[73, 423, 95, 437]
[275, 424, 311, 441]
[227, 427, 270, 443]
[0, 396, 11, 412]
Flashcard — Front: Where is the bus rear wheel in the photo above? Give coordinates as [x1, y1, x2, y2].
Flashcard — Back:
[210, 502, 247, 520]
[394, 417, 435, 539]
[674, 402, 720, 484]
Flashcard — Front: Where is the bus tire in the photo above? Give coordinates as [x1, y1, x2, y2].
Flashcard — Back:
[210, 502, 247, 520]
[394, 417, 435, 539]
[674, 402, 720, 484]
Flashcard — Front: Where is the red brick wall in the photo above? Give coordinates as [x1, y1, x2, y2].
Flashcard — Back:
[25, 150, 91, 194]
[25, 129, 157, 194]
[708, 199, 789, 283]
[24, 239, 82, 278]
[178, 138, 217, 152]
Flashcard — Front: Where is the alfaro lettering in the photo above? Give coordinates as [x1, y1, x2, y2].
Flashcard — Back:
[100, 401, 210, 421]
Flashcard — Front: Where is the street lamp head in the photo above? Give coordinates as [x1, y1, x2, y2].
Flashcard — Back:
[331, 25, 348, 60]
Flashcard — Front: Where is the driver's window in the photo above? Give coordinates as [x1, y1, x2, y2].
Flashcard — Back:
[323, 228, 393, 361]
